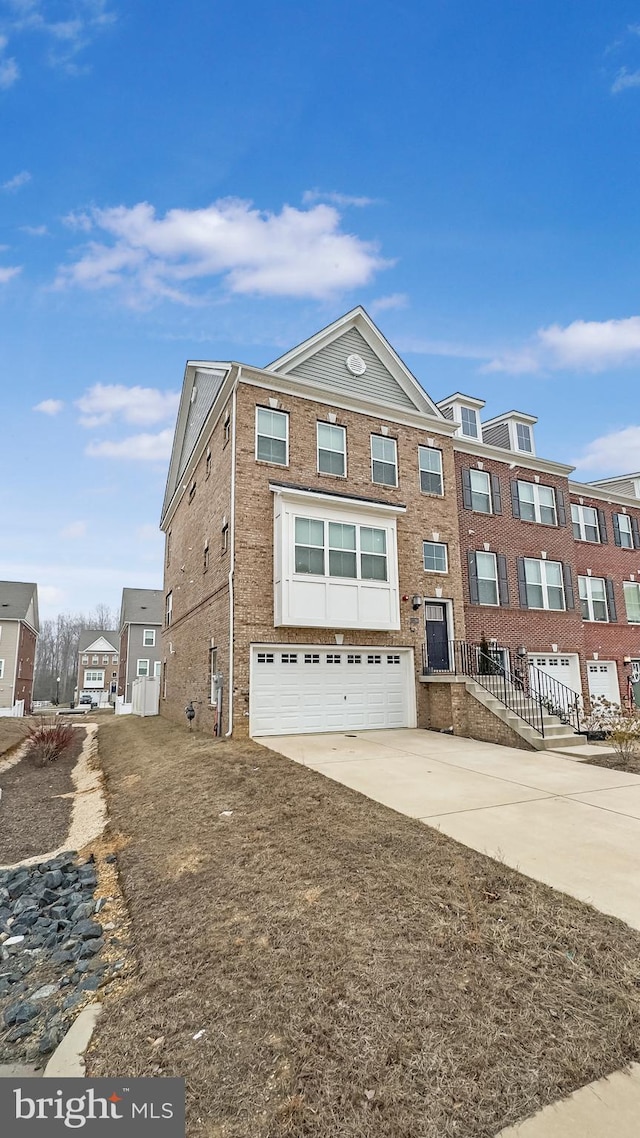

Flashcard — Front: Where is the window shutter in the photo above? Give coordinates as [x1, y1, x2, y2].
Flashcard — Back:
[516, 557, 528, 608]
[510, 480, 521, 518]
[605, 578, 617, 622]
[562, 563, 575, 609]
[497, 554, 509, 606]
[597, 509, 608, 543]
[467, 551, 479, 605]
[461, 467, 472, 510]
[632, 517, 640, 550]
[556, 488, 566, 526]
[613, 513, 622, 546]
[491, 473, 502, 515]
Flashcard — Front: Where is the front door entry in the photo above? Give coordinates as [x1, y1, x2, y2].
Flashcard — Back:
[425, 602, 450, 671]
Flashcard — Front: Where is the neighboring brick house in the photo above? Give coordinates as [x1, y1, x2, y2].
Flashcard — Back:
[118, 588, 163, 702]
[0, 580, 39, 714]
[76, 631, 119, 706]
[160, 307, 466, 737]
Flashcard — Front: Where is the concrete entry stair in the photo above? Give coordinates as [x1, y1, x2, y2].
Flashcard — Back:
[465, 678, 594, 753]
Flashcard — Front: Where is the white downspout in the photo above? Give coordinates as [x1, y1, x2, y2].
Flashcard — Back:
[225, 374, 239, 737]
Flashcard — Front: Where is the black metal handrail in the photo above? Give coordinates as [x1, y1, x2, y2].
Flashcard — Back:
[422, 640, 582, 738]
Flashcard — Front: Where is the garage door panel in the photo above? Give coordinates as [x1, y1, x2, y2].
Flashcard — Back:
[587, 662, 620, 704]
[251, 645, 414, 736]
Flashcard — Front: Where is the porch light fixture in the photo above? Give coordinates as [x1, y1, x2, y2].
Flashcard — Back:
[411, 595, 423, 610]
[516, 644, 527, 659]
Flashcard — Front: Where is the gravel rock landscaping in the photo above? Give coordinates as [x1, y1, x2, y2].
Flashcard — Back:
[0, 851, 124, 1062]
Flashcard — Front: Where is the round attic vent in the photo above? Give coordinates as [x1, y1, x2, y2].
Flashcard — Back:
[346, 353, 366, 376]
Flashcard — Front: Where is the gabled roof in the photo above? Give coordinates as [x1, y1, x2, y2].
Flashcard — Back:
[78, 630, 119, 654]
[0, 581, 39, 631]
[482, 409, 538, 427]
[267, 307, 443, 418]
[161, 363, 231, 522]
[120, 588, 164, 630]
[437, 392, 486, 410]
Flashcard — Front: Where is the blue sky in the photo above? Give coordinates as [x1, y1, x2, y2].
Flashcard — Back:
[2, 0, 640, 618]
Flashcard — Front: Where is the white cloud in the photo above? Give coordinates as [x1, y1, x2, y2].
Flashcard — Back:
[572, 426, 640, 475]
[86, 428, 174, 462]
[5, 0, 116, 73]
[59, 520, 87, 539]
[2, 169, 30, 191]
[0, 265, 21, 283]
[75, 383, 179, 427]
[612, 67, 640, 94]
[302, 189, 379, 208]
[21, 223, 48, 236]
[485, 315, 640, 374]
[55, 197, 390, 303]
[369, 293, 409, 314]
[0, 38, 19, 88]
[34, 398, 64, 415]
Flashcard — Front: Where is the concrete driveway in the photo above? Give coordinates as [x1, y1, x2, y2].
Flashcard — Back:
[267, 729, 640, 931]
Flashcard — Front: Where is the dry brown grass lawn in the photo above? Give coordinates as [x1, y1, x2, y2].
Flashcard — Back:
[89, 716, 640, 1138]
[0, 719, 27, 757]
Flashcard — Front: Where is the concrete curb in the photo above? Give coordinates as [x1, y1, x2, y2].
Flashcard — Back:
[44, 1005, 101, 1078]
[496, 1062, 640, 1137]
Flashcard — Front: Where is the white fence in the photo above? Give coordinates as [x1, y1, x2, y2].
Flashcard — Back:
[0, 701, 25, 718]
[131, 676, 160, 717]
[115, 696, 133, 716]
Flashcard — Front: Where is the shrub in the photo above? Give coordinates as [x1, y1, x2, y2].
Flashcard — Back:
[581, 697, 640, 760]
[25, 718, 76, 766]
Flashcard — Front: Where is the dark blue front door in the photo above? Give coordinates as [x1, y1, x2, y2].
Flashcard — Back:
[425, 603, 449, 671]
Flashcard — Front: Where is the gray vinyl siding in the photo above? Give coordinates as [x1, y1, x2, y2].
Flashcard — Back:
[0, 621, 18, 708]
[125, 624, 163, 701]
[440, 405, 454, 420]
[288, 328, 418, 411]
[482, 420, 511, 449]
[177, 369, 227, 485]
[591, 476, 638, 498]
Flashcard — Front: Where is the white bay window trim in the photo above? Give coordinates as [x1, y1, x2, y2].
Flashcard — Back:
[84, 669, 104, 687]
[271, 483, 404, 630]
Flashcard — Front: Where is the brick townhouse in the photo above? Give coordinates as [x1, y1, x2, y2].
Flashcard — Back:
[160, 307, 467, 737]
[160, 308, 640, 743]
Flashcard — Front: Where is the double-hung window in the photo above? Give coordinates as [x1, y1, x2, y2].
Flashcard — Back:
[523, 558, 565, 610]
[516, 423, 533, 452]
[624, 582, 640, 623]
[371, 435, 398, 486]
[475, 552, 499, 605]
[143, 629, 156, 647]
[418, 446, 443, 495]
[294, 517, 387, 581]
[460, 406, 479, 438]
[0, 660, 4, 680]
[317, 423, 346, 476]
[470, 469, 492, 513]
[615, 513, 634, 549]
[517, 481, 557, 525]
[137, 659, 149, 677]
[256, 408, 288, 465]
[578, 576, 608, 622]
[165, 591, 173, 627]
[423, 541, 448, 573]
[572, 504, 600, 543]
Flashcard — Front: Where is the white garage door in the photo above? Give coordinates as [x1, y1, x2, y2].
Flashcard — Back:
[250, 645, 415, 736]
[529, 654, 582, 696]
[587, 661, 620, 705]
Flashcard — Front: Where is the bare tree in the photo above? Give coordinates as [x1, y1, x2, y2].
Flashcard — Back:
[34, 605, 119, 703]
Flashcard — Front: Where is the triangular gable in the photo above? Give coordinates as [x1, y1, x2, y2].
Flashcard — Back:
[162, 364, 229, 522]
[85, 636, 118, 653]
[267, 307, 443, 419]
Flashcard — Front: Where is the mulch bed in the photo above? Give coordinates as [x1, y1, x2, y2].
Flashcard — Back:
[584, 750, 640, 774]
[0, 729, 86, 865]
[90, 716, 640, 1138]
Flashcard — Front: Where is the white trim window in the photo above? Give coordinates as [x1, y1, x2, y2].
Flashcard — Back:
[624, 582, 640, 623]
[572, 504, 600, 543]
[102, 655, 109, 664]
[165, 591, 173, 627]
[82, 655, 89, 665]
[294, 517, 387, 581]
[470, 469, 492, 514]
[418, 446, 444, 495]
[523, 558, 565, 610]
[137, 659, 149, 677]
[112, 654, 119, 664]
[317, 423, 346, 476]
[578, 576, 608, 622]
[517, 480, 557, 525]
[92, 655, 99, 664]
[423, 541, 448, 574]
[475, 551, 499, 606]
[516, 422, 533, 453]
[143, 628, 156, 647]
[84, 669, 104, 685]
[460, 405, 479, 438]
[154, 660, 162, 678]
[616, 513, 634, 549]
[371, 435, 398, 486]
[256, 407, 288, 466]
[0, 659, 4, 679]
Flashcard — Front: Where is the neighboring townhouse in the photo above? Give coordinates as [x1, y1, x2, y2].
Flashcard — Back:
[567, 476, 640, 707]
[118, 588, 164, 702]
[76, 631, 119, 706]
[160, 307, 466, 737]
[0, 580, 39, 714]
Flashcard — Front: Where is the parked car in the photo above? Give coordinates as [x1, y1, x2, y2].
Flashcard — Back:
[79, 694, 96, 708]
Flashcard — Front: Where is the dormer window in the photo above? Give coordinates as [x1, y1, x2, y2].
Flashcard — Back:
[460, 406, 479, 439]
[516, 422, 533, 453]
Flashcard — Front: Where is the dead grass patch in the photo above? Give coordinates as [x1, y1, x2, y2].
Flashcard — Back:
[0, 719, 27, 757]
[88, 716, 640, 1138]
